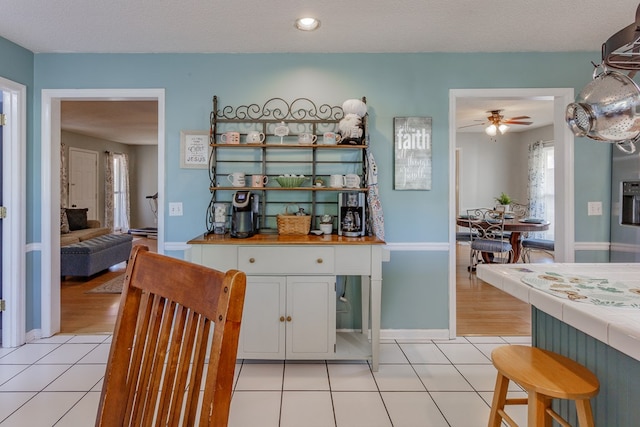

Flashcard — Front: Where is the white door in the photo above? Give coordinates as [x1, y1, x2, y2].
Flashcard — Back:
[68, 148, 98, 220]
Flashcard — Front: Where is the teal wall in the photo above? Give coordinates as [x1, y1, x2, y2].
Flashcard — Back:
[0, 38, 615, 333]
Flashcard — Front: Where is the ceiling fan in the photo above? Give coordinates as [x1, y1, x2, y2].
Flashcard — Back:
[461, 110, 533, 136]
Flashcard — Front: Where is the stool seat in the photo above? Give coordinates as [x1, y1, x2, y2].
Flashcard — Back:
[489, 345, 599, 427]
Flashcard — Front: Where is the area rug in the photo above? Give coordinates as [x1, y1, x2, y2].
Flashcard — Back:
[85, 274, 125, 294]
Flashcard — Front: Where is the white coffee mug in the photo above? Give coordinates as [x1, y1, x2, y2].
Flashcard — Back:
[329, 174, 346, 188]
[246, 131, 266, 144]
[323, 132, 342, 145]
[345, 174, 361, 188]
[227, 172, 245, 187]
[250, 174, 269, 187]
[298, 133, 318, 145]
[220, 131, 240, 144]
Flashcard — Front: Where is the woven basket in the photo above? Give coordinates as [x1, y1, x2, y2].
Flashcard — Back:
[277, 204, 311, 235]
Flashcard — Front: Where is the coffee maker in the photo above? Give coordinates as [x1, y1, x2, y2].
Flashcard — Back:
[231, 191, 259, 238]
[338, 192, 366, 237]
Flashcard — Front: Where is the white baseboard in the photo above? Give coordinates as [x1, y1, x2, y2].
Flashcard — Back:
[25, 329, 42, 343]
[338, 328, 452, 341]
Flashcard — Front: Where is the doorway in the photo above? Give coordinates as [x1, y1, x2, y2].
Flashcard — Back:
[41, 89, 165, 337]
[448, 88, 575, 337]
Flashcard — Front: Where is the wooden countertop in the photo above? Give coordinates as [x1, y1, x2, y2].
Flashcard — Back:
[188, 232, 385, 245]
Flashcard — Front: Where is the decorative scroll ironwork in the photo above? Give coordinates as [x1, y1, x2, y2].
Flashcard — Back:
[212, 97, 344, 123]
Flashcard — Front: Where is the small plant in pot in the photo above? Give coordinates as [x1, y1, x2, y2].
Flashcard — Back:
[494, 192, 514, 211]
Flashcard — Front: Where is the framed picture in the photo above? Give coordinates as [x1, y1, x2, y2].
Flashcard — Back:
[394, 117, 432, 190]
[180, 130, 210, 169]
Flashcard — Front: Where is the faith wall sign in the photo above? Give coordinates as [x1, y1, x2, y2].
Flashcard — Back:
[393, 117, 432, 190]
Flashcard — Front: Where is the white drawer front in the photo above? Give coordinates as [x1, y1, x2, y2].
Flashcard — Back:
[238, 246, 335, 274]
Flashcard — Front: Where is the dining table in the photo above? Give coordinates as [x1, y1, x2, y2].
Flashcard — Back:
[456, 216, 550, 263]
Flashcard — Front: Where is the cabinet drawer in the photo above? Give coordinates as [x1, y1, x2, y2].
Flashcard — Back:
[238, 246, 335, 274]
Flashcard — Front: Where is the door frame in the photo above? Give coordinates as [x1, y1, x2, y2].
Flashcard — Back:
[0, 76, 26, 348]
[41, 88, 165, 337]
[448, 88, 575, 337]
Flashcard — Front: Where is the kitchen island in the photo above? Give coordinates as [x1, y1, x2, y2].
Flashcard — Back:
[187, 233, 386, 370]
[477, 263, 640, 426]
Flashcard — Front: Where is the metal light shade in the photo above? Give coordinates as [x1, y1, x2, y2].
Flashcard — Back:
[566, 68, 640, 154]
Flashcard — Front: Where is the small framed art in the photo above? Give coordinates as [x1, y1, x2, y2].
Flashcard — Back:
[180, 130, 210, 169]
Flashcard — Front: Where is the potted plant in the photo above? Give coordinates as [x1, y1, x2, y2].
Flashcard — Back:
[494, 192, 514, 211]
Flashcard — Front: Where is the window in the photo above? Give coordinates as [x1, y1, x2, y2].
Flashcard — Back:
[113, 153, 129, 232]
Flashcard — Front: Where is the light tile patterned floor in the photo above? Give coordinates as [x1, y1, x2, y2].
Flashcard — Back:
[0, 335, 531, 426]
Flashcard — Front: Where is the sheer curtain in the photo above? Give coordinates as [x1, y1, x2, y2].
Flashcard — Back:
[527, 140, 546, 239]
[104, 152, 131, 232]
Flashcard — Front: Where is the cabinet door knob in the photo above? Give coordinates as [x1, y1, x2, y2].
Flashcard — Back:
[286, 316, 292, 322]
[280, 316, 285, 322]
[249, 258, 255, 263]
[317, 258, 323, 264]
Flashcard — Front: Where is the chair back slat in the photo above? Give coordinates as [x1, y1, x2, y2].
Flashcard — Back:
[96, 245, 246, 427]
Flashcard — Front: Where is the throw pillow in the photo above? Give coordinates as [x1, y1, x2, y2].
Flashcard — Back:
[65, 208, 89, 231]
[60, 208, 70, 234]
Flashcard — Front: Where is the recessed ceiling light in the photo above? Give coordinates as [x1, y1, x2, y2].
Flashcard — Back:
[295, 17, 320, 31]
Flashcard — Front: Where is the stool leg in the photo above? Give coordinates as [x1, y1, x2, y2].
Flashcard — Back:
[575, 399, 595, 427]
[528, 392, 553, 427]
[488, 372, 510, 427]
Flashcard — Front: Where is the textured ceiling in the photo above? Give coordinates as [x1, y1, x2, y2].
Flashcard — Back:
[18, 1, 632, 143]
[1, 0, 638, 54]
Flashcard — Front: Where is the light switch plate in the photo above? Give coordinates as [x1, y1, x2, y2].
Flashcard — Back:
[169, 202, 183, 216]
[588, 201, 602, 216]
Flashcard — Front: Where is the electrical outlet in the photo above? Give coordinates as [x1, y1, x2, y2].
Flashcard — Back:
[587, 201, 602, 216]
[169, 202, 183, 216]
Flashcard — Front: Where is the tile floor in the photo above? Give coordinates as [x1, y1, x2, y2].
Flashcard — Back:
[0, 334, 531, 426]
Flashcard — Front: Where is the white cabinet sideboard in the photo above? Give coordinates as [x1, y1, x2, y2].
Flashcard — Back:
[187, 233, 385, 370]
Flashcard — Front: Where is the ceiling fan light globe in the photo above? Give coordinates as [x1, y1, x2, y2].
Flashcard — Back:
[498, 124, 509, 134]
[485, 124, 497, 136]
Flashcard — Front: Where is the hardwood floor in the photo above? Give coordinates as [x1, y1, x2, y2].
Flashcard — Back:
[60, 237, 157, 334]
[60, 237, 549, 337]
[456, 243, 553, 336]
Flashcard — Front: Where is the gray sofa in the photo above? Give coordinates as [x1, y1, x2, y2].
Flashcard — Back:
[61, 219, 110, 246]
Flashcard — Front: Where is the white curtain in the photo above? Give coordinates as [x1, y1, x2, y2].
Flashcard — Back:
[527, 140, 546, 239]
[105, 152, 131, 232]
[118, 153, 131, 231]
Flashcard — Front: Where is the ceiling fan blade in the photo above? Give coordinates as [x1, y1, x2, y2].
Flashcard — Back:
[504, 121, 533, 125]
[506, 115, 531, 120]
[458, 123, 485, 129]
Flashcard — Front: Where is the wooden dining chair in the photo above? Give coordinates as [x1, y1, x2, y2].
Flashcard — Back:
[95, 245, 247, 427]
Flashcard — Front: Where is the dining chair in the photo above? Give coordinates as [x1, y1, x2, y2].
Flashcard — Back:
[96, 245, 247, 427]
[521, 238, 555, 262]
[466, 208, 513, 276]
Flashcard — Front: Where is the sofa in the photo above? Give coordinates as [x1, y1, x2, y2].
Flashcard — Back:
[60, 207, 133, 277]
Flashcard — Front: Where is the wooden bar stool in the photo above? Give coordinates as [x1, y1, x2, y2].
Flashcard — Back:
[488, 345, 599, 427]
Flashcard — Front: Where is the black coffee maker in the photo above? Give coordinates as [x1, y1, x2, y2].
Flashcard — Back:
[338, 192, 366, 237]
[231, 191, 259, 238]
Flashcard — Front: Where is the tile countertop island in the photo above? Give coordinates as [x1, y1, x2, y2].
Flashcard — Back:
[477, 263, 640, 425]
